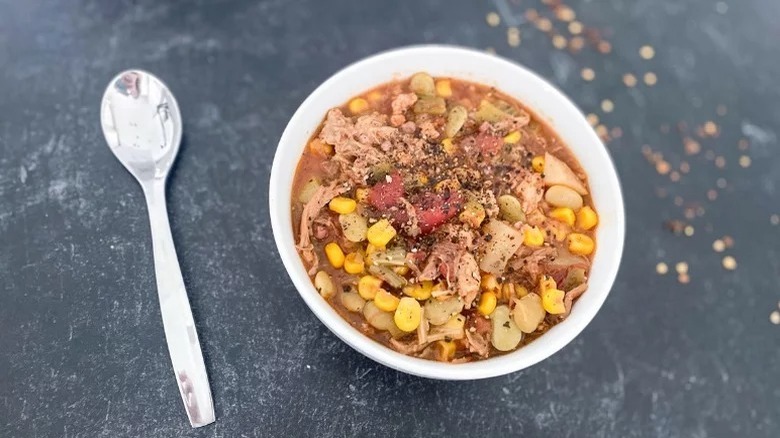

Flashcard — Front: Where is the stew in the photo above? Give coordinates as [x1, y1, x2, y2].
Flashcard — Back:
[291, 72, 598, 362]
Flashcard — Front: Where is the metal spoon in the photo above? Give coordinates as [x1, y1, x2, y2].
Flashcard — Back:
[100, 70, 215, 428]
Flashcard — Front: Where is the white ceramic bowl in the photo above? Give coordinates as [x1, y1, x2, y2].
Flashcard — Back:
[269, 45, 624, 380]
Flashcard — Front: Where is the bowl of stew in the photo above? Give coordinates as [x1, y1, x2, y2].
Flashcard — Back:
[269, 45, 624, 379]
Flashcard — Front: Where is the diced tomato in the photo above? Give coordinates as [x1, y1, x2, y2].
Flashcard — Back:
[368, 171, 404, 210]
[476, 132, 502, 155]
[414, 190, 464, 234]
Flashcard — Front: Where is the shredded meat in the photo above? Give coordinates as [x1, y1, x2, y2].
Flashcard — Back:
[390, 337, 429, 355]
[491, 112, 531, 135]
[333, 138, 385, 165]
[416, 344, 439, 360]
[354, 113, 398, 145]
[319, 109, 355, 146]
[405, 253, 423, 277]
[398, 197, 421, 237]
[419, 242, 460, 283]
[391, 92, 418, 115]
[319, 109, 390, 182]
[524, 209, 547, 227]
[417, 308, 429, 345]
[312, 216, 333, 240]
[417, 116, 440, 141]
[545, 249, 589, 284]
[456, 253, 480, 309]
[320, 159, 340, 178]
[440, 224, 477, 252]
[297, 182, 348, 274]
[563, 283, 588, 317]
[399, 121, 416, 133]
[389, 134, 427, 167]
[465, 314, 491, 357]
[513, 171, 544, 214]
[510, 246, 557, 284]
[426, 324, 465, 343]
[465, 330, 489, 357]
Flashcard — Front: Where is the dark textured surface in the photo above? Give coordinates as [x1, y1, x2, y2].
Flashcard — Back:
[1, 0, 779, 436]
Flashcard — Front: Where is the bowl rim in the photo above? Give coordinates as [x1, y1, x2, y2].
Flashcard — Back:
[269, 44, 625, 380]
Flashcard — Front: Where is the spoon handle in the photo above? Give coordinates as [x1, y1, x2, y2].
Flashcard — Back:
[143, 179, 215, 428]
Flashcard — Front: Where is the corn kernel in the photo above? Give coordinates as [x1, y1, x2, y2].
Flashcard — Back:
[329, 197, 357, 214]
[523, 226, 545, 247]
[417, 173, 429, 185]
[436, 340, 456, 361]
[515, 285, 529, 297]
[364, 243, 382, 263]
[355, 188, 369, 203]
[348, 98, 369, 114]
[309, 139, 333, 156]
[539, 275, 557, 293]
[394, 297, 422, 332]
[441, 138, 455, 154]
[576, 206, 599, 230]
[477, 291, 498, 316]
[503, 131, 522, 144]
[443, 314, 466, 331]
[403, 280, 433, 300]
[435, 79, 452, 97]
[459, 200, 486, 228]
[500, 283, 515, 301]
[532, 156, 545, 173]
[393, 265, 410, 276]
[568, 233, 595, 255]
[358, 275, 382, 300]
[542, 288, 565, 314]
[480, 274, 500, 292]
[367, 219, 397, 247]
[367, 90, 383, 102]
[344, 252, 364, 274]
[374, 289, 400, 312]
[550, 207, 576, 226]
[324, 242, 345, 268]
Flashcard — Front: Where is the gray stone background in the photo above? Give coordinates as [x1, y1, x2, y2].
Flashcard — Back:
[1, 0, 779, 437]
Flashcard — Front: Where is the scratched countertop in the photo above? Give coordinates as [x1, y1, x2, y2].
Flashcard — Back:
[1, 0, 779, 437]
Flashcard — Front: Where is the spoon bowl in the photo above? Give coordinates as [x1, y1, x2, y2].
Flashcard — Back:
[100, 70, 182, 182]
